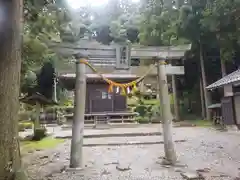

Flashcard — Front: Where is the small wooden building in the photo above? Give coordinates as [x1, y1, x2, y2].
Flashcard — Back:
[59, 73, 138, 114]
[206, 69, 240, 129]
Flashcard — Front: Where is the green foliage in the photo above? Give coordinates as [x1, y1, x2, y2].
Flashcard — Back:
[21, 0, 239, 119]
[184, 119, 212, 127]
[135, 116, 149, 124]
[21, 70, 37, 94]
[22, 0, 61, 94]
[134, 104, 148, 117]
[133, 98, 157, 122]
[127, 93, 133, 99]
[152, 104, 161, 117]
[133, 90, 142, 98]
[138, 0, 190, 46]
[201, 0, 240, 62]
[37, 61, 55, 99]
[63, 99, 73, 107]
[146, 104, 154, 117]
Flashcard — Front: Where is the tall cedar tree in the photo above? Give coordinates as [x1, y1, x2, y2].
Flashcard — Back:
[0, 1, 26, 180]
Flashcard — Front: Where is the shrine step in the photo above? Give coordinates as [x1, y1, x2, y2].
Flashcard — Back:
[61, 122, 139, 130]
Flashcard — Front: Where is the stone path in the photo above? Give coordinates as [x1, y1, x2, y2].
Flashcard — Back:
[23, 127, 240, 180]
[54, 124, 163, 138]
[19, 124, 162, 139]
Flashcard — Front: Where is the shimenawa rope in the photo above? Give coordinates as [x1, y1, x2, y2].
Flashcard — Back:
[79, 59, 166, 95]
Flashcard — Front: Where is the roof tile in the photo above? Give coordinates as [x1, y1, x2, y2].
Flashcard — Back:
[206, 69, 240, 90]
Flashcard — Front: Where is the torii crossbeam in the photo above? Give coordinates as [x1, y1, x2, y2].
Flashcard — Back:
[48, 40, 191, 69]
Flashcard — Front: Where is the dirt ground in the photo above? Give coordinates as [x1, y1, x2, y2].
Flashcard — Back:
[23, 127, 240, 180]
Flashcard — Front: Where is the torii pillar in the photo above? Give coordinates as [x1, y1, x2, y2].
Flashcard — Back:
[69, 53, 87, 169]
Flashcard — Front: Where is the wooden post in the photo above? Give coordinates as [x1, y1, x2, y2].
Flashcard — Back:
[157, 61, 177, 164]
[171, 75, 180, 121]
[70, 56, 86, 169]
[199, 44, 211, 120]
[34, 102, 41, 132]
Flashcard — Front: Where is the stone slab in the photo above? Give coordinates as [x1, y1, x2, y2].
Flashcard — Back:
[180, 171, 204, 180]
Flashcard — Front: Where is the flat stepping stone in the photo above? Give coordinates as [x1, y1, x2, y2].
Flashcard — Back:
[180, 171, 205, 180]
[196, 168, 210, 173]
[116, 163, 131, 171]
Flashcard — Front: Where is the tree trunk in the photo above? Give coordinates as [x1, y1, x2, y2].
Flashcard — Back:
[0, 1, 26, 180]
[53, 77, 57, 102]
[199, 76, 205, 119]
[199, 43, 211, 120]
[171, 75, 180, 121]
[157, 62, 177, 165]
[221, 60, 227, 77]
[220, 49, 228, 97]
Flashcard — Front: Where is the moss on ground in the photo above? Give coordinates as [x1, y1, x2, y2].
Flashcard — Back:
[18, 122, 33, 131]
[185, 119, 213, 127]
[20, 137, 65, 154]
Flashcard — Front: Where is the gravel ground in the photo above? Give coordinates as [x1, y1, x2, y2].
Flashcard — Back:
[23, 127, 240, 180]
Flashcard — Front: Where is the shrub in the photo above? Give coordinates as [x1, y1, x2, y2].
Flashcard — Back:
[134, 104, 148, 117]
[32, 128, 47, 141]
[146, 105, 153, 118]
[64, 99, 74, 107]
[135, 116, 149, 124]
[127, 93, 133, 98]
[143, 94, 152, 100]
[134, 90, 142, 98]
[146, 105, 153, 112]
[152, 104, 161, 117]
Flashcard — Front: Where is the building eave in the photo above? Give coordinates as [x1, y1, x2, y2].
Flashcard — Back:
[206, 69, 240, 90]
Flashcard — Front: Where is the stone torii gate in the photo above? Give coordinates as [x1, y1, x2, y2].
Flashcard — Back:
[48, 39, 191, 169]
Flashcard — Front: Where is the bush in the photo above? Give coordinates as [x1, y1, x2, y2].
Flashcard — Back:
[127, 93, 133, 98]
[134, 90, 142, 98]
[152, 104, 161, 117]
[32, 128, 47, 141]
[146, 105, 154, 118]
[134, 105, 148, 117]
[135, 116, 149, 124]
[63, 99, 73, 107]
[149, 104, 162, 123]
[143, 94, 152, 100]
